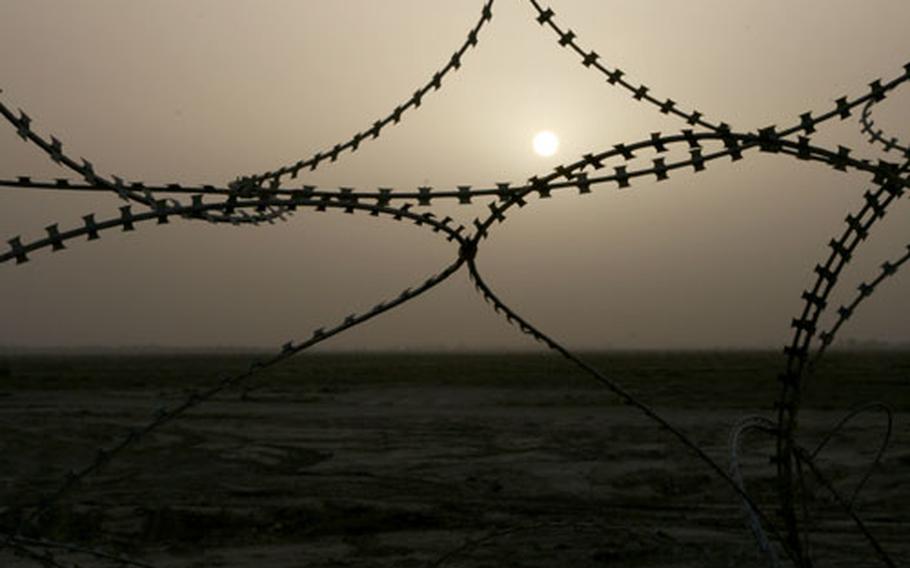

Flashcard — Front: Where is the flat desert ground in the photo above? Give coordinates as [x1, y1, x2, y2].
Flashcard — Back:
[0, 351, 908, 567]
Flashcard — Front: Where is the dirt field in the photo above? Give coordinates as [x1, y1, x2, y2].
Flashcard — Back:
[0, 351, 908, 567]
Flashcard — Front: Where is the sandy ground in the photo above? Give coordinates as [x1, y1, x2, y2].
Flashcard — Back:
[0, 353, 907, 567]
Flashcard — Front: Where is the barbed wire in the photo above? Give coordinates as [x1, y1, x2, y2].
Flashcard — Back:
[0, 0, 497, 224]
[1, 3, 908, 567]
[0, 93, 288, 227]
[245, 0, 495, 189]
[1, 196, 466, 266]
[728, 402, 897, 568]
[3, 60, 908, 212]
[525, 0, 726, 132]
[462, 254, 798, 560]
[860, 98, 910, 158]
[814, 244, 910, 365]
[775, 154, 910, 564]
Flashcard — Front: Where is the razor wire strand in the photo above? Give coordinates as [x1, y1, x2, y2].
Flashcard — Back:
[7, 125, 910, 276]
[0, 93, 286, 227]
[0, 199, 469, 566]
[2, 60, 907, 208]
[813, 244, 910, 366]
[244, 0, 495, 189]
[5, 130, 908, 269]
[2, 255, 467, 567]
[461, 252, 800, 564]
[458, 170, 802, 560]
[526, 0, 726, 133]
[3, 118, 908, 213]
[776, 220, 906, 560]
[775, 154, 910, 563]
[9, 101, 909, 568]
[0, 0, 497, 224]
[3, 121, 908, 568]
[1, 195, 467, 266]
[13, 209, 465, 513]
[456, 106, 909, 567]
[0, 7, 908, 568]
[861, 99, 910, 158]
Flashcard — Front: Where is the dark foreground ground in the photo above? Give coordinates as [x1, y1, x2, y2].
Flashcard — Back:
[0, 351, 908, 567]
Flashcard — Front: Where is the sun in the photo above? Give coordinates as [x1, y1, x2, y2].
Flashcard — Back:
[532, 130, 559, 157]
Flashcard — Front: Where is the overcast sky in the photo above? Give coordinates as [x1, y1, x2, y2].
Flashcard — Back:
[1, 1, 908, 351]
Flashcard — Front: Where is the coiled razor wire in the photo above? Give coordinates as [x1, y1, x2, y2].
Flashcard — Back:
[1, 1, 908, 566]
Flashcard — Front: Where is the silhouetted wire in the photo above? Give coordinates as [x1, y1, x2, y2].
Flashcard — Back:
[811, 402, 894, 508]
[463, 252, 799, 563]
[0, 0, 496, 224]
[795, 445, 896, 568]
[813, 244, 910, 365]
[861, 98, 910, 158]
[1, 5, 908, 567]
[526, 0, 726, 132]
[3, 61, 907, 208]
[0, 93, 287, 227]
[245, 0, 495, 189]
[0, 201, 467, 564]
[775, 152, 910, 563]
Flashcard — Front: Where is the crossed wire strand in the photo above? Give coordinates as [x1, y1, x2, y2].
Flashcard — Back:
[1, 1, 908, 566]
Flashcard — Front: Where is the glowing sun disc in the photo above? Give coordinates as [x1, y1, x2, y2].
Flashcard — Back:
[532, 130, 559, 157]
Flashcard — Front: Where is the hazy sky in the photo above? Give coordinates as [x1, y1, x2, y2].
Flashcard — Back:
[1, 1, 908, 350]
